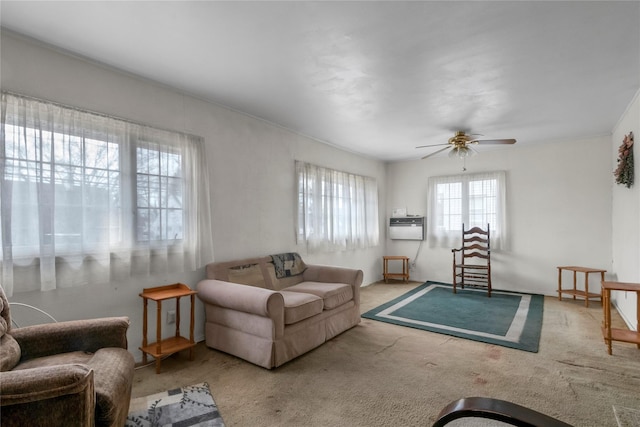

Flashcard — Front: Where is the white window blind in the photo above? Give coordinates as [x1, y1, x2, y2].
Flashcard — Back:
[427, 171, 507, 250]
[1, 92, 214, 296]
[296, 161, 379, 252]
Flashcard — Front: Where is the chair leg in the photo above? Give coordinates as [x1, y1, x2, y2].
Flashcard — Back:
[453, 271, 457, 294]
[452, 256, 457, 294]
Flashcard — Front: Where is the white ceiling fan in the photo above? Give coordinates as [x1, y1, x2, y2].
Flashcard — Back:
[416, 131, 517, 159]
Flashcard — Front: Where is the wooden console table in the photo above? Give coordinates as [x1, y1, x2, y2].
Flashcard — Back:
[140, 283, 197, 373]
[383, 255, 410, 283]
[557, 266, 606, 307]
[601, 281, 640, 355]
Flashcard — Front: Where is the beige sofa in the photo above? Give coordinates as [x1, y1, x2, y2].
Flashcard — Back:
[196, 253, 363, 369]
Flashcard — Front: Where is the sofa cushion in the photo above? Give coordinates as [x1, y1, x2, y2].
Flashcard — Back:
[284, 282, 353, 310]
[267, 263, 305, 291]
[280, 291, 323, 325]
[227, 263, 268, 289]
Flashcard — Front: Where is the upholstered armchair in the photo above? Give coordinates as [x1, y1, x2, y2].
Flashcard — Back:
[0, 286, 135, 427]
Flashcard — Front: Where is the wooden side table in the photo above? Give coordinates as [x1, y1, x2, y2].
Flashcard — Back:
[557, 266, 606, 307]
[140, 283, 197, 374]
[601, 281, 640, 355]
[383, 256, 410, 283]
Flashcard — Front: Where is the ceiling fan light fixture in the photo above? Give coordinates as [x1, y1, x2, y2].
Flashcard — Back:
[448, 145, 476, 158]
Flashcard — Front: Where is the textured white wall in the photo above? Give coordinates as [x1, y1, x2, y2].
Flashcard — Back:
[386, 135, 613, 296]
[1, 31, 386, 361]
[611, 90, 640, 329]
[2, 28, 636, 355]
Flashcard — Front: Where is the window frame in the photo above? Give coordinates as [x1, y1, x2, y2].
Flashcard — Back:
[427, 171, 507, 250]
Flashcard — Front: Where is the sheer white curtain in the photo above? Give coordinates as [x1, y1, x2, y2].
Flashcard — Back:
[427, 171, 507, 250]
[296, 161, 379, 253]
[1, 92, 214, 296]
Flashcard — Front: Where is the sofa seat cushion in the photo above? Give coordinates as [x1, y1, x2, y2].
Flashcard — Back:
[284, 282, 353, 310]
[280, 291, 323, 325]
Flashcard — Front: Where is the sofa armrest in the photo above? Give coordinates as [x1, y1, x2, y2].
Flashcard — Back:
[11, 317, 129, 362]
[302, 265, 364, 287]
[0, 364, 95, 427]
[197, 280, 284, 317]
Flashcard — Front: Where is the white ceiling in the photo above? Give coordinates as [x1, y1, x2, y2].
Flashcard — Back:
[1, 1, 639, 161]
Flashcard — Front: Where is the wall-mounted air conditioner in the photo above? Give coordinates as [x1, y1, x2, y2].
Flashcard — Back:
[389, 217, 425, 241]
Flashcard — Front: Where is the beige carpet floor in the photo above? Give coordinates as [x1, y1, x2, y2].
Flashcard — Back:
[131, 281, 640, 427]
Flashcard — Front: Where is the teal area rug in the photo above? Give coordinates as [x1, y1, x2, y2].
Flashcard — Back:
[362, 281, 544, 352]
[125, 382, 225, 427]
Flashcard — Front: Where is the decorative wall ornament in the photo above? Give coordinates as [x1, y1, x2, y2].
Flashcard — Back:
[614, 131, 634, 188]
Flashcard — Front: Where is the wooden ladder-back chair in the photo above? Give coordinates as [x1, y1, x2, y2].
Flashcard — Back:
[452, 224, 491, 297]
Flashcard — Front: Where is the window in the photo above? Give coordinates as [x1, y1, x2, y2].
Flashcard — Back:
[296, 161, 379, 252]
[3, 125, 123, 256]
[136, 143, 183, 242]
[1, 92, 214, 296]
[427, 171, 507, 249]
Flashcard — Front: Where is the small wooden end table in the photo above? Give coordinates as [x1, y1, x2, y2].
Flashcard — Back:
[557, 266, 606, 307]
[601, 281, 640, 355]
[140, 283, 197, 374]
[383, 256, 410, 283]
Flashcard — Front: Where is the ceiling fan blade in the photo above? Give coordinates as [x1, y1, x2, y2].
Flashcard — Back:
[421, 146, 451, 159]
[470, 138, 517, 145]
[415, 143, 450, 149]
